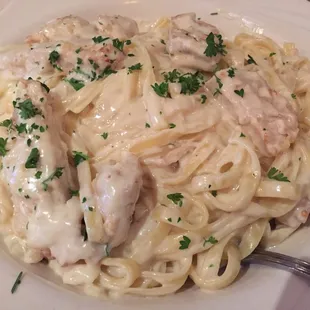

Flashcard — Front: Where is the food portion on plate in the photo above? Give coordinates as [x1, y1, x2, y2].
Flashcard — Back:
[0, 11, 310, 298]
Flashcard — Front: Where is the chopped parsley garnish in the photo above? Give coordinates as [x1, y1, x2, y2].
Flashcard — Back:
[179, 236, 191, 250]
[88, 59, 99, 70]
[101, 132, 108, 140]
[42, 167, 64, 191]
[163, 69, 181, 83]
[75, 47, 81, 54]
[151, 82, 170, 98]
[213, 75, 223, 96]
[169, 123, 176, 129]
[247, 54, 257, 65]
[177, 217, 181, 223]
[210, 12, 218, 15]
[77, 57, 83, 65]
[167, 193, 184, 207]
[179, 72, 203, 95]
[160, 39, 166, 45]
[92, 36, 109, 44]
[112, 38, 130, 52]
[201, 94, 207, 104]
[40, 98, 44, 102]
[72, 151, 89, 166]
[269, 52, 276, 57]
[203, 236, 218, 246]
[82, 197, 87, 203]
[211, 190, 217, 197]
[0, 137, 8, 156]
[39, 126, 46, 133]
[25, 148, 40, 169]
[70, 189, 79, 197]
[128, 53, 135, 57]
[145, 123, 151, 128]
[11, 271, 23, 294]
[27, 139, 31, 147]
[204, 32, 227, 57]
[97, 66, 117, 79]
[0, 119, 12, 128]
[88, 206, 94, 211]
[35, 171, 42, 179]
[48, 50, 62, 71]
[15, 99, 42, 119]
[127, 63, 143, 74]
[24, 195, 30, 199]
[267, 167, 290, 182]
[227, 67, 236, 78]
[65, 78, 85, 91]
[234, 88, 245, 98]
[40, 82, 50, 93]
[167, 218, 172, 222]
[291, 93, 297, 99]
[240, 132, 246, 137]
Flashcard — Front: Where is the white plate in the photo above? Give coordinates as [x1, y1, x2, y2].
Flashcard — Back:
[1, 0, 310, 309]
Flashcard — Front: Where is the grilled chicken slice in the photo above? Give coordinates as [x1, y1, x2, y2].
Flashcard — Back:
[92, 152, 143, 248]
[167, 13, 223, 71]
[206, 69, 299, 157]
[1, 79, 101, 265]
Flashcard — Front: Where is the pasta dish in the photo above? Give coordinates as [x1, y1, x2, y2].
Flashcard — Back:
[0, 12, 310, 298]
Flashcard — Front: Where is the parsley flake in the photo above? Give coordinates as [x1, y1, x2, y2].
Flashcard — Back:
[291, 93, 297, 99]
[145, 123, 151, 128]
[179, 236, 191, 250]
[169, 123, 176, 129]
[247, 54, 257, 65]
[65, 78, 85, 91]
[204, 32, 227, 57]
[179, 72, 203, 95]
[11, 271, 23, 294]
[160, 39, 166, 45]
[25, 148, 40, 169]
[203, 236, 218, 246]
[267, 167, 290, 182]
[227, 67, 236, 78]
[163, 69, 181, 83]
[42, 167, 64, 191]
[35, 171, 42, 179]
[151, 82, 170, 98]
[92, 36, 109, 44]
[240, 132, 246, 137]
[15, 99, 42, 119]
[201, 94, 207, 104]
[82, 197, 87, 203]
[211, 190, 217, 197]
[48, 50, 62, 71]
[234, 88, 245, 97]
[167, 218, 172, 222]
[167, 193, 184, 207]
[70, 189, 79, 197]
[0, 119, 12, 128]
[269, 52, 276, 57]
[0, 137, 8, 156]
[127, 63, 143, 74]
[72, 151, 89, 166]
[101, 132, 108, 140]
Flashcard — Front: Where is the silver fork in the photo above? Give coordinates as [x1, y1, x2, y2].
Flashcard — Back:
[242, 248, 310, 279]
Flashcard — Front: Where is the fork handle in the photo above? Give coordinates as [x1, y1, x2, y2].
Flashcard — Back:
[242, 250, 310, 280]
